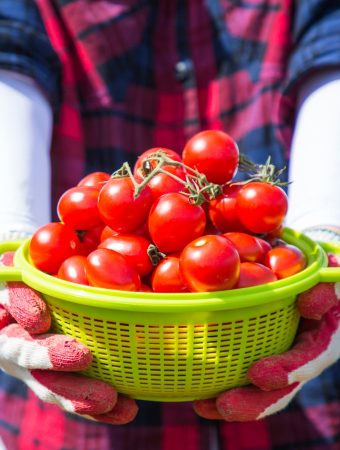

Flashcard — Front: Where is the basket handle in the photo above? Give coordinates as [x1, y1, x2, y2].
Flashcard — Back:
[0, 240, 24, 282]
[318, 242, 340, 282]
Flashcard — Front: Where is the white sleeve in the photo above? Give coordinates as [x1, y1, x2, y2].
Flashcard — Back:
[285, 70, 340, 231]
[0, 70, 53, 240]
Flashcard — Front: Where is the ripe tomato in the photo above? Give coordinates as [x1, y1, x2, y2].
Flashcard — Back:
[182, 130, 239, 184]
[255, 237, 272, 256]
[57, 186, 103, 230]
[98, 177, 153, 232]
[100, 225, 119, 242]
[99, 234, 155, 277]
[134, 147, 182, 176]
[235, 262, 277, 288]
[86, 248, 141, 291]
[224, 232, 265, 263]
[57, 255, 88, 285]
[77, 225, 104, 256]
[148, 193, 206, 253]
[77, 171, 111, 190]
[263, 244, 307, 279]
[180, 235, 240, 292]
[29, 222, 80, 274]
[136, 164, 187, 200]
[236, 182, 288, 234]
[208, 184, 246, 233]
[151, 256, 189, 293]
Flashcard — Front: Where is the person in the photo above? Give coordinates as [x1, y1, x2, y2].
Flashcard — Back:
[0, 0, 340, 449]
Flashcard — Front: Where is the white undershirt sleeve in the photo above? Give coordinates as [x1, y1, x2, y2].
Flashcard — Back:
[0, 70, 53, 240]
[285, 70, 340, 231]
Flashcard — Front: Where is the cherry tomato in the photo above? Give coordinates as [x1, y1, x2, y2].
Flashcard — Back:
[134, 147, 182, 176]
[235, 262, 277, 288]
[151, 256, 189, 293]
[148, 193, 206, 253]
[236, 182, 288, 234]
[99, 234, 155, 277]
[208, 184, 246, 233]
[86, 248, 141, 291]
[180, 235, 240, 292]
[57, 186, 103, 230]
[100, 225, 119, 242]
[77, 171, 111, 190]
[136, 164, 187, 200]
[255, 237, 272, 256]
[98, 177, 153, 232]
[57, 255, 88, 285]
[182, 130, 239, 184]
[77, 225, 104, 256]
[29, 222, 80, 274]
[224, 232, 265, 262]
[263, 244, 307, 279]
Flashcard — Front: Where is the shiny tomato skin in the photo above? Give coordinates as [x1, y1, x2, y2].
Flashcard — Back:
[57, 255, 88, 285]
[98, 177, 153, 232]
[57, 186, 103, 230]
[86, 248, 141, 291]
[29, 222, 80, 274]
[182, 130, 239, 184]
[99, 234, 154, 277]
[208, 184, 246, 233]
[235, 262, 277, 288]
[133, 147, 182, 176]
[100, 225, 119, 242]
[136, 165, 187, 200]
[151, 256, 189, 293]
[263, 244, 307, 279]
[148, 193, 206, 254]
[236, 182, 288, 234]
[180, 234, 240, 292]
[224, 232, 265, 263]
[77, 171, 111, 190]
[255, 237, 272, 256]
[77, 225, 104, 256]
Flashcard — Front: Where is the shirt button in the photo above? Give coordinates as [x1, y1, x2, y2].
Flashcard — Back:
[174, 59, 194, 82]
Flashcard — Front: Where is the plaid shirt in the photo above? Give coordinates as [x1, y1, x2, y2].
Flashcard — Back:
[1, 1, 340, 449]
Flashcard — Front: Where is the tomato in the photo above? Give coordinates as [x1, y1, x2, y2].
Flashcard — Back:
[77, 225, 104, 256]
[180, 235, 240, 292]
[137, 164, 187, 200]
[98, 177, 153, 232]
[99, 234, 155, 277]
[151, 256, 189, 293]
[182, 130, 239, 184]
[29, 222, 80, 273]
[77, 171, 111, 190]
[57, 186, 103, 230]
[263, 244, 307, 279]
[224, 232, 265, 262]
[134, 147, 182, 176]
[208, 184, 246, 233]
[86, 248, 141, 291]
[148, 193, 206, 253]
[235, 262, 277, 288]
[100, 225, 119, 242]
[255, 237, 272, 256]
[236, 182, 288, 234]
[57, 255, 88, 285]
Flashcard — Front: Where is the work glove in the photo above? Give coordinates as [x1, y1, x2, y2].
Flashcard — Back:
[194, 241, 340, 422]
[0, 250, 138, 425]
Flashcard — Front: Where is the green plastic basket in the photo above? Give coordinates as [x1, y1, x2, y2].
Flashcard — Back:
[1, 228, 339, 402]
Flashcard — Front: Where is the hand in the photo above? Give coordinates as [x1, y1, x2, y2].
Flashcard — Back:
[0, 251, 138, 425]
[193, 249, 340, 421]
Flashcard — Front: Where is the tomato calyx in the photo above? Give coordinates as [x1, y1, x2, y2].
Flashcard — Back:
[238, 155, 289, 186]
[147, 244, 165, 266]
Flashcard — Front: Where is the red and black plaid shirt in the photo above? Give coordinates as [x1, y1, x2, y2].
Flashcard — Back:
[1, 1, 340, 449]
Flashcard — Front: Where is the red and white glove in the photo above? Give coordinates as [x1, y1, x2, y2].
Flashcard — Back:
[194, 249, 340, 421]
[0, 251, 138, 425]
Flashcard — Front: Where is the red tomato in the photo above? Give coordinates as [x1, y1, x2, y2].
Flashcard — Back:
[151, 256, 189, 293]
[235, 262, 277, 288]
[57, 186, 103, 230]
[236, 182, 288, 234]
[148, 193, 206, 253]
[100, 225, 119, 242]
[77, 171, 111, 190]
[224, 232, 265, 262]
[136, 164, 187, 200]
[263, 244, 307, 279]
[57, 255, 88, 285]
[29, 222, 80, 274]
[208, 184, 246, 233]
[180, 235, 240, 292]
[182, 130, 239, 184]
[86, 248, 141, 291]
[255, 237, 272, 257]
[77, 225, 104, 256]
[98, 177, 153, 232]
[99, 234, 155, 277]
[134, 147, 182, 176]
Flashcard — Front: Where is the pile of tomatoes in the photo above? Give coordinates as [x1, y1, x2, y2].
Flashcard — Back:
[29, 130, 307, 293]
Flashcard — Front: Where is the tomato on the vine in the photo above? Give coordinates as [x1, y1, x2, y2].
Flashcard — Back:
[263, 244, 306, 279]
[208, 184, 246, 233]
[134, 147, 182, 176]
[77, 171, 111, 190]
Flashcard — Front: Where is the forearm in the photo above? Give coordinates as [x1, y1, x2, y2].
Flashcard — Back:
[0, 70, 53, 239]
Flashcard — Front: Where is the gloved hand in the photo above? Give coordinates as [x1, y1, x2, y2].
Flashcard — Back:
[193, 246, 340, 421]
[0, 250, 138, 425]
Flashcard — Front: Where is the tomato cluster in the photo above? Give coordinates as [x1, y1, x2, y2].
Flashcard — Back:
[29, 130, 306, 293]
